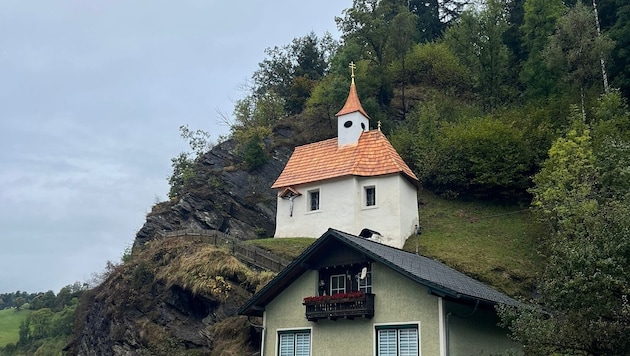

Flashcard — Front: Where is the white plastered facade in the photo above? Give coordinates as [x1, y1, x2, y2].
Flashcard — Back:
[274, 174, 418, 249]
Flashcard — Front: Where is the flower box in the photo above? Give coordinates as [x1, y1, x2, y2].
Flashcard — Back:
[303, 292, 374, 321]
[303, 291, 365, 305]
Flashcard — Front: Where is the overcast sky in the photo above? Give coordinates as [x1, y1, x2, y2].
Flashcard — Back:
[0, 0, 351, 294]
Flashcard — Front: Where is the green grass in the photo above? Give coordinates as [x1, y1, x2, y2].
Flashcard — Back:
[404, 190, 546, 297]
[249, 191, 544, 298]
[245, 237, 316, 261]
[0, 308, 32, 347]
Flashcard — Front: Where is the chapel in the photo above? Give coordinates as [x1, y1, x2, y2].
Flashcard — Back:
[271, 63, 419, 248]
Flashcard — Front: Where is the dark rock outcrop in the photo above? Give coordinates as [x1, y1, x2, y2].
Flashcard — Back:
[135, 138, 292, 247]
[72, 118, 335, 355]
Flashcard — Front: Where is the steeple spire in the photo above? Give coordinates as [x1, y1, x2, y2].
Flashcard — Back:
[336, 61, 370, 119]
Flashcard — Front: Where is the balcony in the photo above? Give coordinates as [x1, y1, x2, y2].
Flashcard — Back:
[303, 292, 375, 321]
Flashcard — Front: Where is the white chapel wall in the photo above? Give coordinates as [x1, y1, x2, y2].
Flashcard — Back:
[274, 174, 419, 249]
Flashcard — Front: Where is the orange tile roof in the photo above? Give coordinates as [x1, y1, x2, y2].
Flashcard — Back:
[335, 80, 370, 118]
[272, 130, 418, 189]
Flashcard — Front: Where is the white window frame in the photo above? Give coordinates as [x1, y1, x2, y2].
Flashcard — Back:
[330, 274, 346, 295]
[365, 185, 377, 207]
[358, 271, 372, 293]
[374, 322, 421, 356]
[306, 188, 320, 213]
[277, 328, 311, 356]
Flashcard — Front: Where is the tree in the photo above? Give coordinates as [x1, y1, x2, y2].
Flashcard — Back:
[167, 125, 212, 199]
[18, 318, 31, 345]
[499, 100, 630, 352]
[545, 2, 615, 119]
[14, 296, 25, 311]
[591, 89, 630, 200]
[520, 0, 567, 99]
[252, 32, 336, 115]
[29, 308, 54, 340]
[444, 0, 516, 111]
[387, 8, 419, 118]
[499, 199, 630, 355]
[529, 119, 599, 234]
[607, 0, 630, 99]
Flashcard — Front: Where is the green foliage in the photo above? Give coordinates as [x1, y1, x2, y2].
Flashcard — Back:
[396, 42, 472, 94]
[530, 120, 599, 233]
[592, 90, 630, 200]
[444, 0, 517, 110]
[10, 302, 77, 355]
[499, 199, 630, 355]
[438, 115, 535, 197]
[252, 32, 336, 115]
[13, 297, 25, 311]
[167, 152, 196, 199]
[544, 1, 615, 115]
[167, 125, 213, 199]
[607, 1, 630, 99]
[234, 126, 270, 171]
[520, 0, 567, 99]
[393, 103, 545, 199]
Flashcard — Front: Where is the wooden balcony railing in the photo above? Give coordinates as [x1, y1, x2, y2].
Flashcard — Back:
[303, 293, 374, 321]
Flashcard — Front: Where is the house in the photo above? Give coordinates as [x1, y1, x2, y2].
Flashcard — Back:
[272, 67, 419, 249]
[238, 228, 521, 356]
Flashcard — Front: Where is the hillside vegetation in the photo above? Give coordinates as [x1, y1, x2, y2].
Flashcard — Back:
[68, 0, 630, 354]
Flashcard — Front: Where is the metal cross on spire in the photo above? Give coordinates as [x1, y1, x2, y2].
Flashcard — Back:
[349, 61, 356, 83]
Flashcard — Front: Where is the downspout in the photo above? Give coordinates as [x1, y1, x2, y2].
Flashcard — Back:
[445, 299, 480, 356]
[246, 313, 266, 356]
[261, 311, 267, 356]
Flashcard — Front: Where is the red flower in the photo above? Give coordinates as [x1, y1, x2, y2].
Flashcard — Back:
[303, 291, 365, 304]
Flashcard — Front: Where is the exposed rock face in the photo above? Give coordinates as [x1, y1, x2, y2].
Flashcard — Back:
[135, 138, 292, 248]
[72, 120, 335, 355]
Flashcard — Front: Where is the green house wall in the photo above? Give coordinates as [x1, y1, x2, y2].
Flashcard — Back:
[444, 301, 521, 356]
[262, 260, 520, 355]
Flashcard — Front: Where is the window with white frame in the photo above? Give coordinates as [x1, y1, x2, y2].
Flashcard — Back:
[308, 189, 320, 211]
[278, 330, 310, 356]
[376, 325, 419, 356]
[365, 186, 376, 207]
[330, 274, 346, 295]
[358, 271, 372, 293]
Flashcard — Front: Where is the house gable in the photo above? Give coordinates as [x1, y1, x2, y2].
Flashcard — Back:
[240, 229, 520, 355]
[239, 228, 518, 318]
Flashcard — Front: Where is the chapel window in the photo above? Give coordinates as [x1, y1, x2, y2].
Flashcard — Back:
[365, 186, 376, 207]
[309, 190, 320, 211]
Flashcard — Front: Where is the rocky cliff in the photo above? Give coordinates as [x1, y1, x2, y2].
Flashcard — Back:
[70, 119, 335, 355]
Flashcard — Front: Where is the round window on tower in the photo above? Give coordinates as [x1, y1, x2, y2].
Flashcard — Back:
[361, 123, 366, 130]
[344, 120, 353, 128]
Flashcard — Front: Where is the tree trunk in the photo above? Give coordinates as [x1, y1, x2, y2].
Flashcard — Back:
[592, 0, 609, 92]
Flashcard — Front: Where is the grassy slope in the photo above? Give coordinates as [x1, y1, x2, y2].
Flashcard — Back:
[0, 308, 31, 347]
[249, 191, 545, 298]
[406, 191, 545, 297]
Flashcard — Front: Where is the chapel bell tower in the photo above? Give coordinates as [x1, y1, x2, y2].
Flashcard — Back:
[336, 61, 370, 147]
